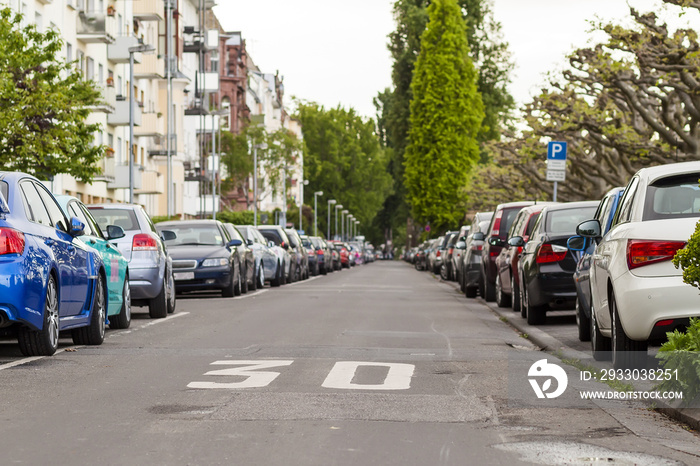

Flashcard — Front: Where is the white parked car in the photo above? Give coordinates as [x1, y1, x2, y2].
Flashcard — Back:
[578, 161, 700, 369]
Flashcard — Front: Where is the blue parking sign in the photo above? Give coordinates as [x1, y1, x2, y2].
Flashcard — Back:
[547, 142, 567, 160]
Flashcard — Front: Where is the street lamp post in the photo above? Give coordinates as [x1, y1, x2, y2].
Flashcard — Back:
[313, 191, 324, 236]
[347, 215, 354, 241]
[355, 220, 360, 240]
[128, 44, 155, 203]
[334, 204, 343, 240]
[341, 210, 348, 241]
[327, 199, 336, 239]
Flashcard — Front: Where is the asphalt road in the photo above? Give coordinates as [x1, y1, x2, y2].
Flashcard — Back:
[0, 261, 698, 465]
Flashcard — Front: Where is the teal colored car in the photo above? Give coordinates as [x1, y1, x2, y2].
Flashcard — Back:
[55, 195, 131, 329]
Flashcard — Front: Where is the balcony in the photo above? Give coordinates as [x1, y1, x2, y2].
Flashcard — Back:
[107, 35, 141, 64]
[134, 52, 164, 79]
[133, 0, 164, 21]
[107, 97, 142, 126]
[94, 156, 116, 182]
[135, 112, 164, 138]
[148, 134, 177, 156]
[77, 11, 117, 44]
[108, 164, 143, 190]
[135, 169, 164, 195]
[90, 84, 116, 114]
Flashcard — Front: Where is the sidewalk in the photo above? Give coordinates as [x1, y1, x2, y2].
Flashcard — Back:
[441, 278, 700, 431]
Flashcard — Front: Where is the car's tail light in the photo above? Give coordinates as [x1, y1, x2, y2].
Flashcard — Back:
[0, 228, 25, 255]
[448, 248, 454, 255]
[316, 249, 324, 255]
[536, 243, 568, 264]
[471, 244, 482, 251]
[655, 319, 674, 327]
[492, 210, 503, 237]
[627, 240, 686, 270]
[133, 233, 158, 251]
[436, 250, 441, 258]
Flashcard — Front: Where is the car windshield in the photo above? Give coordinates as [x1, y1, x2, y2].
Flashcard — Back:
[546, 207, 597, 235]
[644, 173, 700, 221]
[88, 208, 139, 233]
[162, 225, 224, 246]
[0, 181, 7, 202]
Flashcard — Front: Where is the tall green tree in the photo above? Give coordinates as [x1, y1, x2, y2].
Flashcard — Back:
[0, 8, 104, 181]
[404, 0, 484, 233]
[376, 0, 513, 245]
[297, 102, 392, 243]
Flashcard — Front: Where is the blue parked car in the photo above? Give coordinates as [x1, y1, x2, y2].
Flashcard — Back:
[0, 172, 108, 356]
[567, 187, 625, 343]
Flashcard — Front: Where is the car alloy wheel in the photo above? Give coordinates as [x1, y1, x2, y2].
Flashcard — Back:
[18, 274, 61, 357]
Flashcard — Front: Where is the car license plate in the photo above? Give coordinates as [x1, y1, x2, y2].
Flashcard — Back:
[174, 272, 194, 281]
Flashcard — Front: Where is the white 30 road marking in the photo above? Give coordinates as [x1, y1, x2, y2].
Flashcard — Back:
[322, 361, 415, 390]
[187, 360, 294, 389]
[187, 360, 416, 390]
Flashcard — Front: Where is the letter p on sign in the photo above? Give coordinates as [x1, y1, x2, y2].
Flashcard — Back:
[547, 141, 567, 161]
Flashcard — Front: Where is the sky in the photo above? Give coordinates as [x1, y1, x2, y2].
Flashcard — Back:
[212, 0, 697, 120]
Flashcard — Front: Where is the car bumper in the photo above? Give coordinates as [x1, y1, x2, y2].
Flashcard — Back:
[174, 267, 232, 292]
[613, 272, 700, 341]
[0, 259, 45, 331]
[129, 266, 163, 300]
[526, 272, 577, 308]
[464, 263, 481, 287]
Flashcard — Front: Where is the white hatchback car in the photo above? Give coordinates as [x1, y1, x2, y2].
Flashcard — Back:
[578, 161, 700, 369]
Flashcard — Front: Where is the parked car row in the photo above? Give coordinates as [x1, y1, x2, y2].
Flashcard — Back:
[405, 161, 700, 370]
[0, 171, 376, 357]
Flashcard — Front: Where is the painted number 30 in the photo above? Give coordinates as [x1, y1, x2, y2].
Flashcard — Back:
[187, 360, 415, 390]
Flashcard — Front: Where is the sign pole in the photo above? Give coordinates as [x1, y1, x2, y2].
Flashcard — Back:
[553, 181, 558, 202]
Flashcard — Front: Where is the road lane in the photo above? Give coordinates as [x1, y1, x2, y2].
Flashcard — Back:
[0, 262, 697, 465]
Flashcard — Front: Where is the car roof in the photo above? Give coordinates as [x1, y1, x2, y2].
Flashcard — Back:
[495, 201, 535, 210]
[635, 161, 700, 184]
[540, 200, 600, 212]
[156, 219, 220, 227]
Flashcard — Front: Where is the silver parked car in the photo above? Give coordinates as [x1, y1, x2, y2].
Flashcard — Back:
[237, 225, 282, 288]
[459, 212, 494, 298]
[87, 204, 176, 318]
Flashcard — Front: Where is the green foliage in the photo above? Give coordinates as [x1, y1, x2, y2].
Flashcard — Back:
[656, 318, 700, 406]
[673, 219, 700, 290]
[296, 102, 393, 245]
[219, 123, 303, 210]
[0, 8, 104, 182]
[404, 0, 484, 232]
[151, 215, 179, 224]
[217, 210, 256, 225]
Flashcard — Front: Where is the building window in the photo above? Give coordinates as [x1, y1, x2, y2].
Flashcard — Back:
[210, 51, 219, 73]
[66, 42, 72, 63]
[86, 57, 95, 81]
[34, 12, 42, 32]
[116, 137, 123, 165]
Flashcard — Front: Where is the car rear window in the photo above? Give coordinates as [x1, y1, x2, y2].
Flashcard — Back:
[0, 181, 7, 202]
[496, 207, 522, 241]
[88, 208, 140, 232]
[643, 173, 700, 221]
[546, 207, 597, 235]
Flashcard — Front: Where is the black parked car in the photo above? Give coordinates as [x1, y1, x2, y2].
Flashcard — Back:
[156, 220, 244, 297]
[514, 201, 599, 325]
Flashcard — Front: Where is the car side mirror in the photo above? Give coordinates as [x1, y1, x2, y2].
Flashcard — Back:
[567, 235, 587, 251]
[69, 217, 85, 236]
[488, 237, 505, 247]
[455, 241, 466, 249]
[472, 232, 485, 241]
[268, 240, 275, 248]
[160, 230, 177, 241]
[508, 236, 525, 248]
[106, 224, 125, 240]
[576, 220, 601, 240]
[247, 239, 254, 246]
[228, 239, 243, 247]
